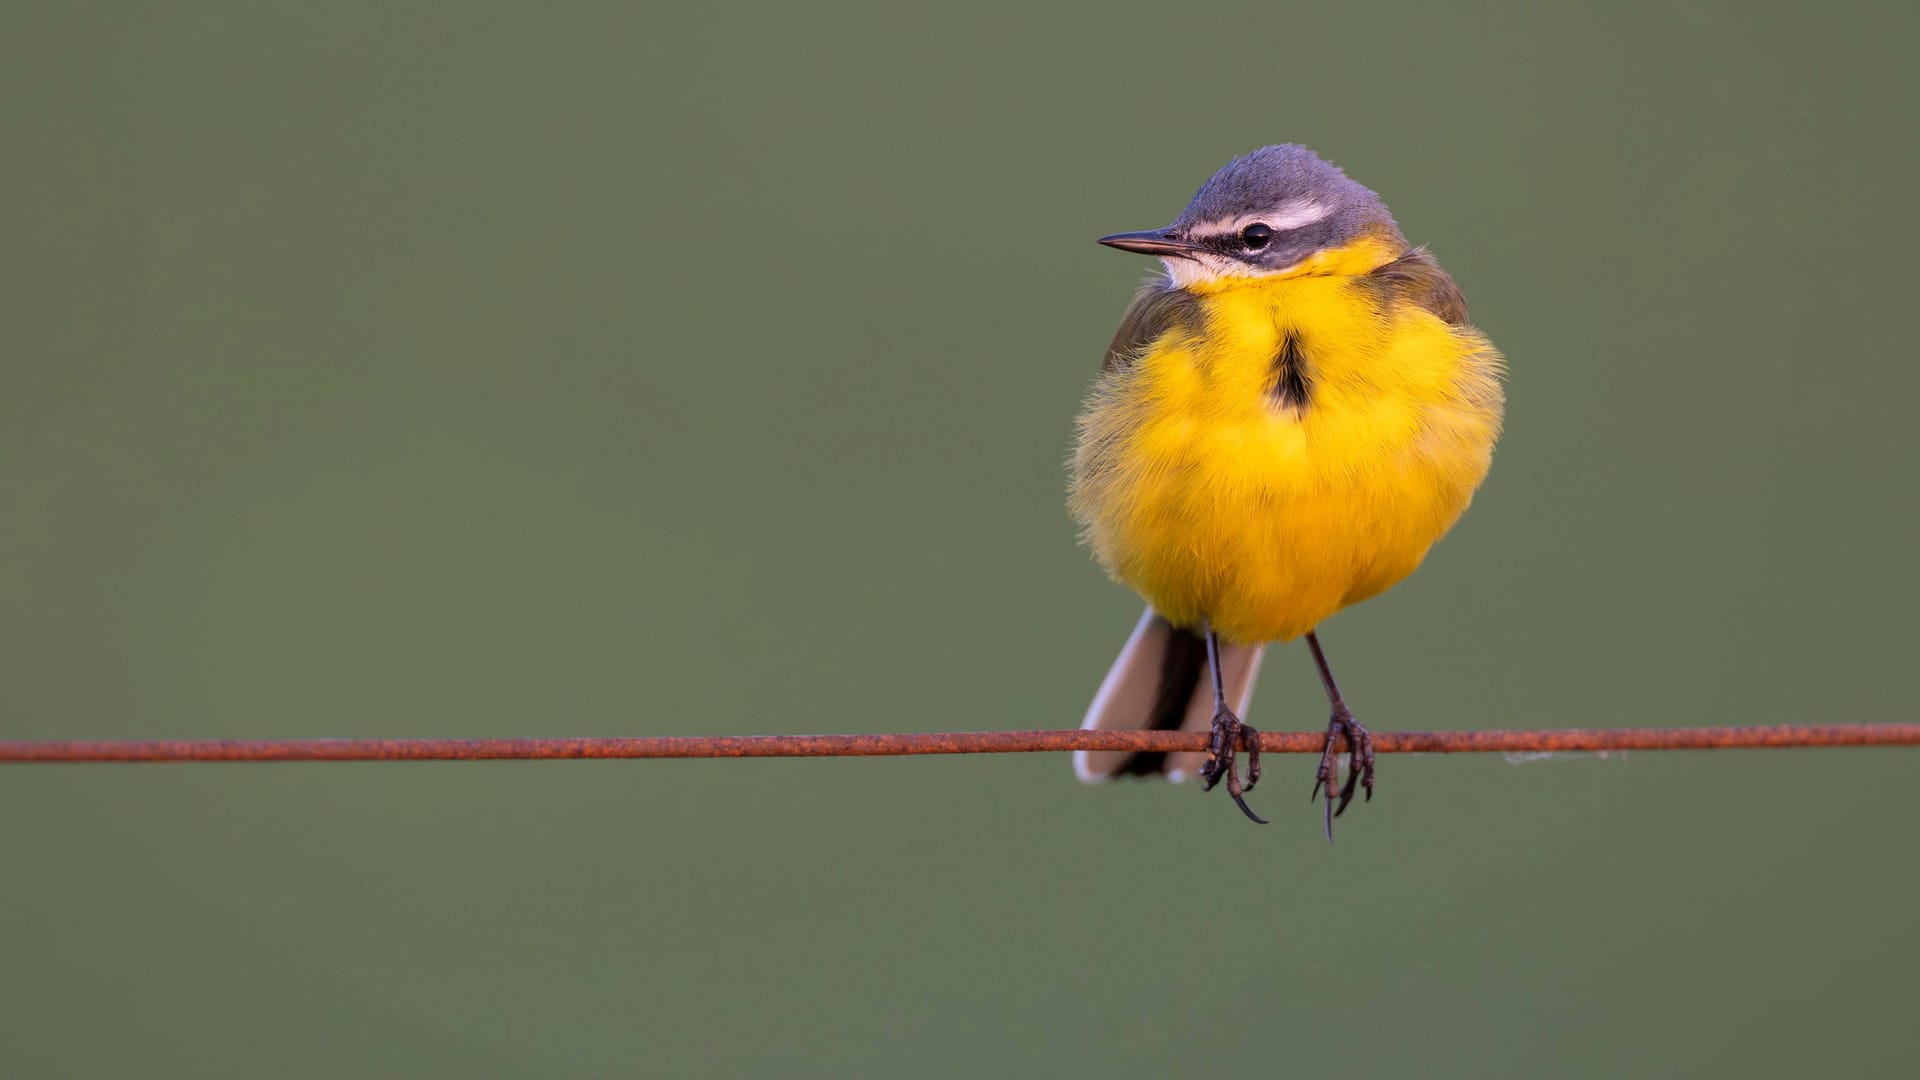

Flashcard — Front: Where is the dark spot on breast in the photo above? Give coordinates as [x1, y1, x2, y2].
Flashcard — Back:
[1269, 332, 1310, 412]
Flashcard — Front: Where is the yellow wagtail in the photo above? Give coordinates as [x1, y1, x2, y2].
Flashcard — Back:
[1070, 145, 1505, 836]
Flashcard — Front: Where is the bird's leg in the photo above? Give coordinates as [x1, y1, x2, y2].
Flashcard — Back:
[1305, 630, 1374, 841]
[1197, 623, 1266, 825]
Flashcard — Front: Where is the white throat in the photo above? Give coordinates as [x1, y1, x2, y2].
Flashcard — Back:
[1160, 254, 1293, 290]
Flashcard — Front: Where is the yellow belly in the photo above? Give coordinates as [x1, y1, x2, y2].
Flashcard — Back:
[1070, 274, 1504, 644]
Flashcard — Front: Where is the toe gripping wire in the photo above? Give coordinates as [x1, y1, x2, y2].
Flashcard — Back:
[1197, 623, 1266, 824]
[1306, 630, 1375, 842]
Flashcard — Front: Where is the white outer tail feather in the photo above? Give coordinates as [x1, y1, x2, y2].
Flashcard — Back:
[1073, 608, 1265, 783]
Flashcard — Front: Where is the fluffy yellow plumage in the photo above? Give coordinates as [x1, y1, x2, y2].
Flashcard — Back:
[1070, 235, 1504, 643]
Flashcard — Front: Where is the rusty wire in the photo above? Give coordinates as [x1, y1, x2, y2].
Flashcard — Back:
[0, 723, 1915, 763]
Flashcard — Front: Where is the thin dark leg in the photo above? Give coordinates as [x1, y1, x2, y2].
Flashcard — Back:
[1304, 629, 1375, 842]
[1197, 622, 1266, 825]
[1206, 627, 1262, 796]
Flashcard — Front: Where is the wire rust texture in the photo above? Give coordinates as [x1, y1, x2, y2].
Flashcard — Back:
[1, 724, 1916, 763]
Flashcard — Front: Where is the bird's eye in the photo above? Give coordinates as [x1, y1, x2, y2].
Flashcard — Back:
[1241, 223, 1274, 249]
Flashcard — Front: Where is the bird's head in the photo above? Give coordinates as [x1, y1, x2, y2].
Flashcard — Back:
[1098, 145, 1406, 291]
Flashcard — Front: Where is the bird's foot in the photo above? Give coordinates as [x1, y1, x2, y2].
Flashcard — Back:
[1199, 706, 1266, 824]
[1309, 705, 1374, 841]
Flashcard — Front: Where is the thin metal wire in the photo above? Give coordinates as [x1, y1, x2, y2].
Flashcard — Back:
[1, 724, 1915, 763]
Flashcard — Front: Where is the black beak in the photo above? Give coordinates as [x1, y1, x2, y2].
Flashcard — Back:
[1097, 229, 1206, 257]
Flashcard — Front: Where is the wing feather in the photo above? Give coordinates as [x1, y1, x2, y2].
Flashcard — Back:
[1364, 247, 1469, 326]
[1102, 280, 1200, 373]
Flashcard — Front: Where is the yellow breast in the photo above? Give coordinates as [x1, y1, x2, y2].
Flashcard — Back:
[1070, 267, 1504, 644]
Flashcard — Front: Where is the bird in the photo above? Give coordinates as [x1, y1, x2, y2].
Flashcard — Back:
[1068, 145, 1504, 837]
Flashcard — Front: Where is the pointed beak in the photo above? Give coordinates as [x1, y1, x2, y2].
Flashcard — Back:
[1096, 229, 1206, 258]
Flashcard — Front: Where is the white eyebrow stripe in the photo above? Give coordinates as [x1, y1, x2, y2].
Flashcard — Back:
[1186, 199, 1333, 239]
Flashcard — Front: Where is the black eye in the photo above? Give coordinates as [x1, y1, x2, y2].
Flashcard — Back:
[1241, 223, 1274, 249]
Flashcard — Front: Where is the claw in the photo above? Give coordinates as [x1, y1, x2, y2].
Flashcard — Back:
[1228, 787, 1269, 825]
[1198, 722, 1227, 791]
[1335, 755, 1361, 817]
[1241, 727, 1261, 792]
[1201, 706, 1264, 824]
[1200, 751, 1225, 792]
[1314, 706, 1375, 834]
[1310, 745, 1337, 802]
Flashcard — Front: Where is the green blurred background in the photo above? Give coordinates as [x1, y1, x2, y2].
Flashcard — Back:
[4, 2, 1917, 1076]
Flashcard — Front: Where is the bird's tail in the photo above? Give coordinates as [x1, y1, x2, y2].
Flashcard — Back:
[1072, 607, 1264, 783]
